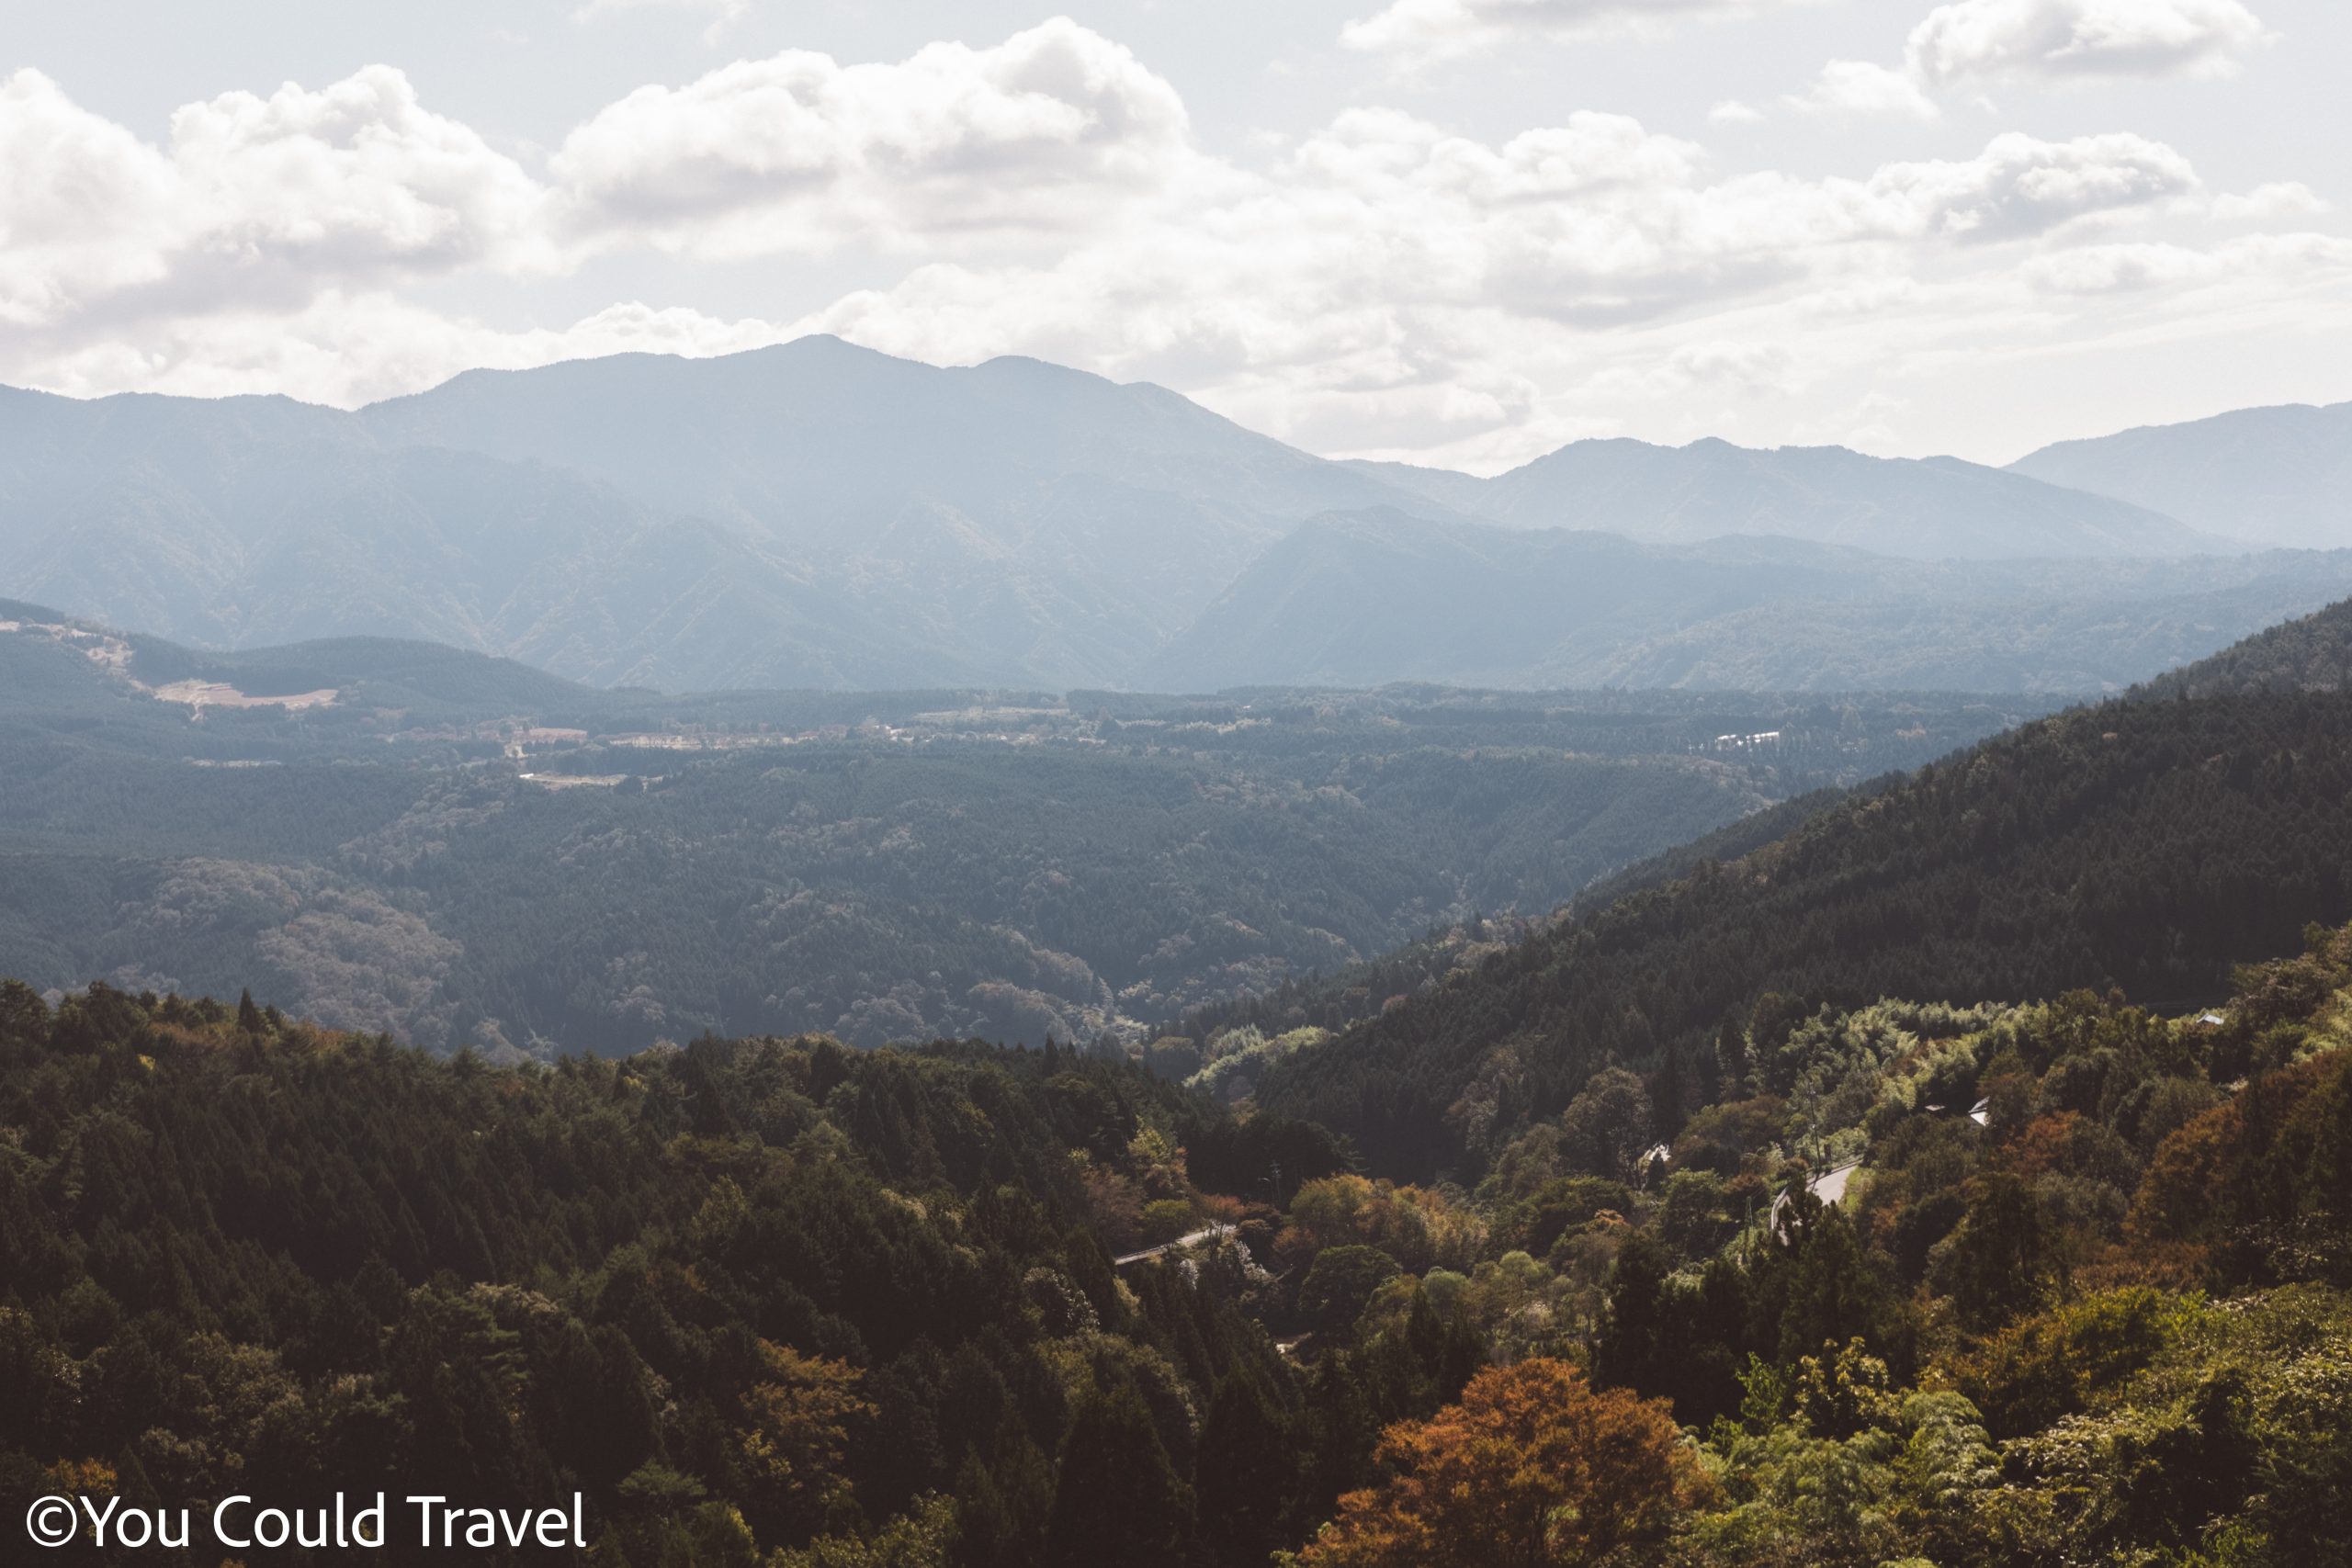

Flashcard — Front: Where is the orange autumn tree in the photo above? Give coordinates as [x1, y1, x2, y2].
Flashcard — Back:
[1298, 1359, 1701, 1568]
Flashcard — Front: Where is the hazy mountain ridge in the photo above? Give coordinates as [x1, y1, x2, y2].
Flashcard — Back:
[0, 343, 1477, 690]
[1365, 435, 2221, 559]
[3, 338, 2331, 696]
[2011, 399, 2352, 549]
[358, 341, 1436, 682]
[1147, 509, 2352, 694]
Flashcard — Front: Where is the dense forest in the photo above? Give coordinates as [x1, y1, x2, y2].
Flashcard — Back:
[0, 604, 2028, 1055]
[4, 912, 2346, 1564]
[1257, 601, 2352, 1177]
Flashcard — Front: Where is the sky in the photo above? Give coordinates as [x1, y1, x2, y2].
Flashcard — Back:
[4, 0, 2348, 471]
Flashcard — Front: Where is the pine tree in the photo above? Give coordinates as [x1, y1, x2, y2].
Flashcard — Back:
[1044, 1382, 1193, 1568]
[1195, 1367, 1297, 1564]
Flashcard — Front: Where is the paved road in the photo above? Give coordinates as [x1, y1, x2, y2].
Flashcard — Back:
[1113, 1223, 1234, 1268]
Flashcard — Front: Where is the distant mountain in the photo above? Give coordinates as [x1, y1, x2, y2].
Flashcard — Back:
[0, 387, 956, 690]
[0, 341, 1442, 692]
[0, 344, 2323, 697]
[2009, 400, 2352, 550]
[1352, 435, 2218, 559]
[1257, 592, 2352, 1176]
[1145, 509, 2352, 694]
[360, 338, 1430, 679]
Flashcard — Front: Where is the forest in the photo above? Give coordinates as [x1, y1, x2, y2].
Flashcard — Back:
[1256, 604, 2352, 1178]
[0, 604, 2028, 1055]
[3, 906, 2347, 1564]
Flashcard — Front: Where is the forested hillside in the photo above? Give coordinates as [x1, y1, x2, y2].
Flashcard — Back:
[0, 980, 1352, 1567]
[1310, 928, 2352, 1567]
[1258, 602, 2352, 1177]
[0, 607, 2022, 1056]
[6, 915, 2347, 1565]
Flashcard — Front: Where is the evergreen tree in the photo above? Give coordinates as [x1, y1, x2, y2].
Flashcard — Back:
[1195, 1367, 1298, 1563]
[1043, 1382, 1193, 1568]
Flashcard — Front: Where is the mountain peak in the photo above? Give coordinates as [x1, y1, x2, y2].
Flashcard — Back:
[2008, 400, 2352, 551]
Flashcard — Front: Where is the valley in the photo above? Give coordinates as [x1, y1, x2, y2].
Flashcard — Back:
[7, 8, 2350, 1563]
[0, 602, 2030, 1058]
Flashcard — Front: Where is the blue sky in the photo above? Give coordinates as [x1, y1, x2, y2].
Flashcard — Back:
[6, 0, 2347, 468]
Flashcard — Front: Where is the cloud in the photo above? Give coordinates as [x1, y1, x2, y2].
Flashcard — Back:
[0, 65, 547, 336]
[2024, 230, 2352, 294]
[2022, 240, 2220, 293]
[0, 24, 2340, 468]
[165, 68, 552, 279]
[787, 123, 2209, 459]
[2211, 181, 2328, 221]
[550, 18, 1192, 257]
[1772, 1, 2277, 137]
[1340, 0, 1801, 57]
[1790, 60, 1939, 119]
[1856, 131, 2196, 242]
[1905, 0, 2273, 85]
[1707, 99, 1765, 125]
[0, 71, 181, 328]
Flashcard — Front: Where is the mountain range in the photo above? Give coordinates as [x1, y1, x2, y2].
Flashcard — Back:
[2010, 398, 2352, 550]
[3, 338, 2345, 695]
[1352, 434, 2213, 558]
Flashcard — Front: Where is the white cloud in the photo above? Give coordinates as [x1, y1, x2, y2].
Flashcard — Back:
[2024, 230, 2352, 294]
[1707, 99, 1765, 125]
[2023, 239, 2220, 292]
[1905, 0, 2273, 85]
[1856, 131, 2196, 243]
[0, 70, 181, 328]
[166, 68, 552, 279]
[1790, 60, 1939, 119]
[0, 65, 547, 337]
[2211, 181, 2328, 221]
[1340, 0, 1802, 57]
[0, 22, 2342, 468]
[1773, 1, 2277, 140]
[550, 19, 1192, 257]
[786, 124, 2209, 460]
